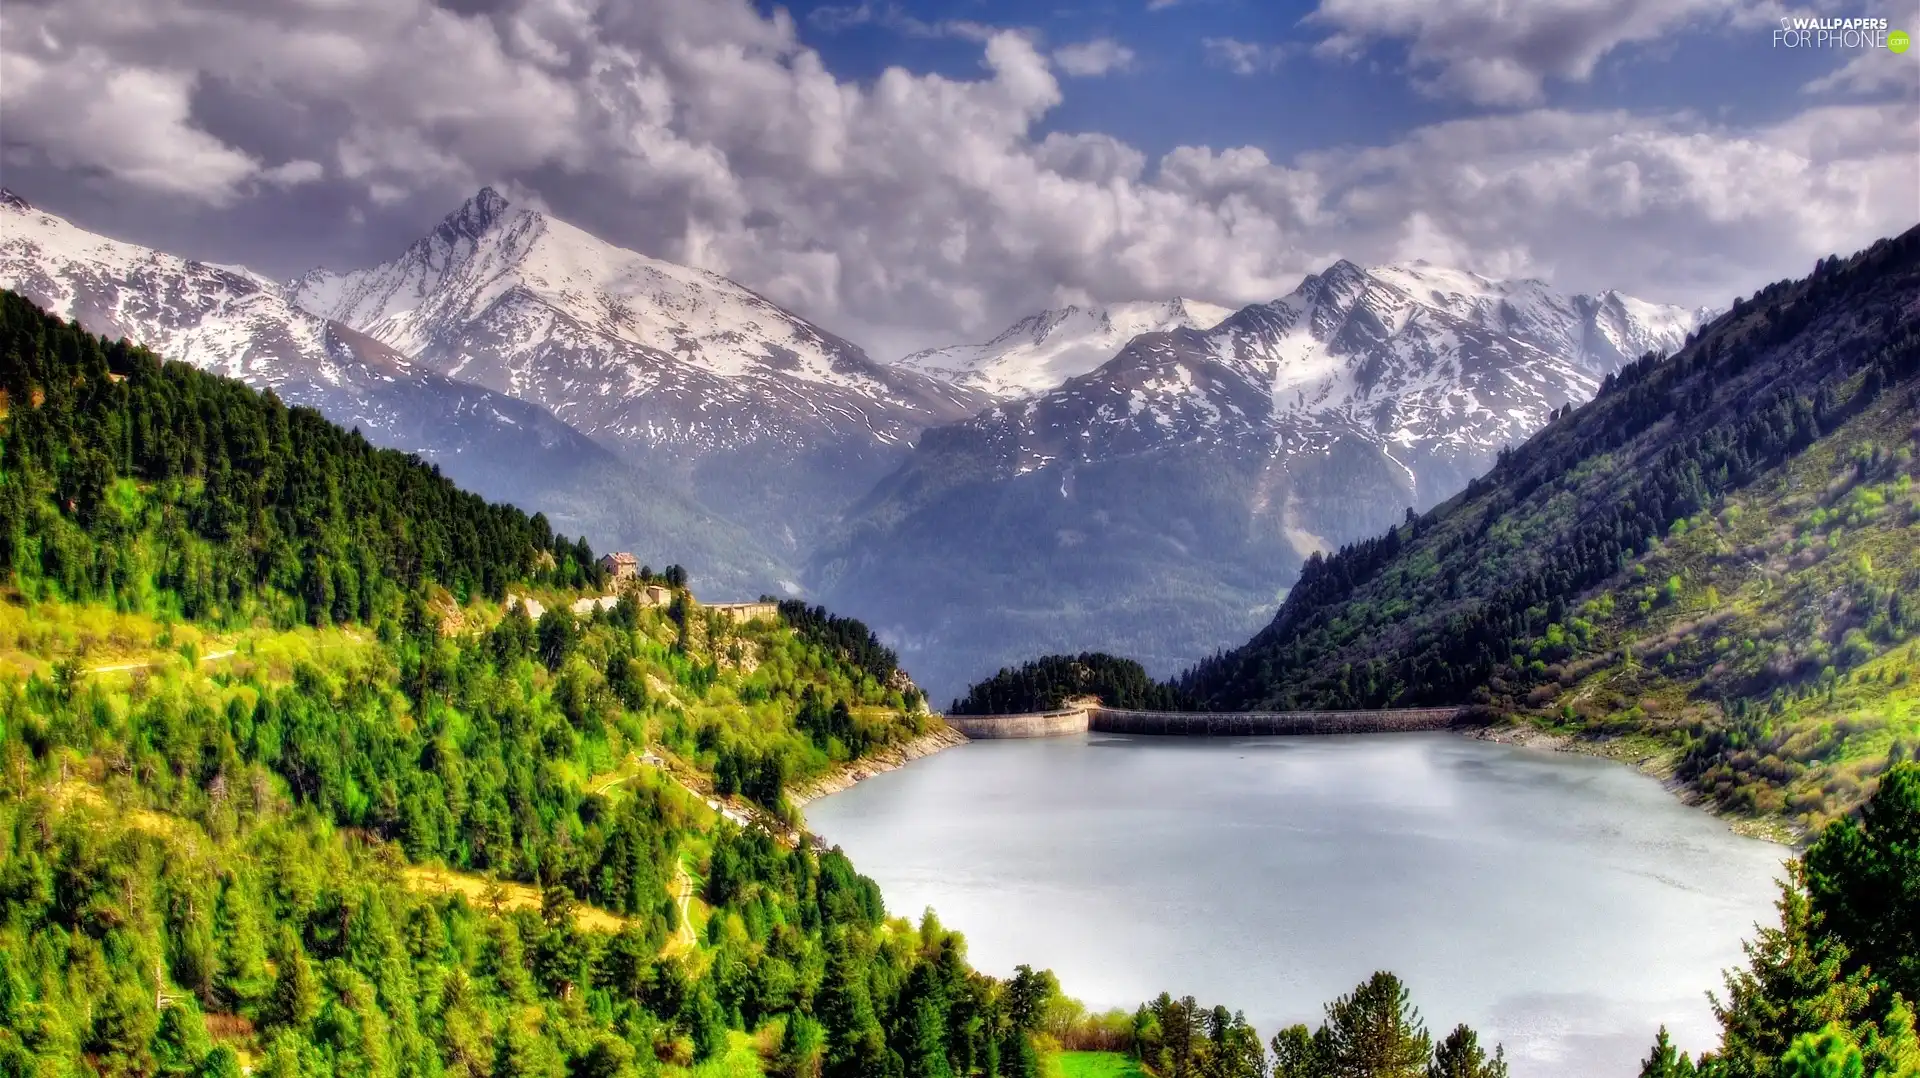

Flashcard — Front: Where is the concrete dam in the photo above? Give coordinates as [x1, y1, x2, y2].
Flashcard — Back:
[942, 705, 1465, 740]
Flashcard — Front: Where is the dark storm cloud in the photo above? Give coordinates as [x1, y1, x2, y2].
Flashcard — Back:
[1, 0, 1913, 356]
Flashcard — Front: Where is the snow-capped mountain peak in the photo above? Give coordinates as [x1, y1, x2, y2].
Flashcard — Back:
[441, 185, 512, 241]
[819, 256, 1717, 704]
[915, 257, 1707, 507]
[0, 191, 613, 470]
[2, 189, 333, 383]
[898, 296, 1235, 400]
[293, 188, 981, 427]
[289, 188, 985, 547]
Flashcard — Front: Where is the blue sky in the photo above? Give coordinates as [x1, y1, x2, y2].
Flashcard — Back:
[3, 0, 1915, 354]
[773, 0, 1892, 157]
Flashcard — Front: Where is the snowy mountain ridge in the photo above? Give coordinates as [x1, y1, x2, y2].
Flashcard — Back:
[898, 297, 1235, 400]
[0, 189, 797, 596]
[961, 256, 1710, 491]
[292, 188, 984, 457]
[815, 257, 1711, 698]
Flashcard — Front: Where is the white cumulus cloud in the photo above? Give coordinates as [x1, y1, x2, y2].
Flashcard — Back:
[1202, 37, 1292, 75]
[1308, 0, 1753, 105]
[0, 0, 1912, 359]
[1053, 38, 1137, 77]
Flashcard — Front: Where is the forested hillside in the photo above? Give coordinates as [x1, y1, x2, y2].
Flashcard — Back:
[776, 601, 917, 704]
[1179, 230, 1920, 832]
[0, 296, 1528, 1076]
[0, 293, 1010, 1074]
[0, 289, 602, 623]
[948, 654, 1186, 716]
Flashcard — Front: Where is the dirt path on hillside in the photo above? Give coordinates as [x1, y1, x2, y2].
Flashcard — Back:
[665, 856, 698, 957]
[87, 648, 236, 673]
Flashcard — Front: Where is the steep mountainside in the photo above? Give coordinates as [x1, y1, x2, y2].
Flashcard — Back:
[898, 297, 1234, 400]
[816, 260, 1702, 701]
[293, 188, 986, 548]
[0, 193, 787, 595]
[1183, 229, 1920, 832]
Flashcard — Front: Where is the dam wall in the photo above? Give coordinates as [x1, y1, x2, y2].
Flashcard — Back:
[1089, 706, 1462, 736]
[943, 709, 1091, 739]
[942, 705, 1464, 740]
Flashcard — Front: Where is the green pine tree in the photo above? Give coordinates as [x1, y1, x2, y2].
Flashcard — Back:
[1804, 762, 1920, 1002]
[1320, 972, 1431, 1078]
[1861, 995, 1920, 1078]
[1430, 1024, 1509, 1078]
[1270, 1024, 1320, 1078]
[1709, 864, 1874, 1077]
[777, 1014, 826, 1078]
[263, 928, 320, 1033]
[1780, 1025, 1867, 1078]
[1638, 1027, 1698, 1078]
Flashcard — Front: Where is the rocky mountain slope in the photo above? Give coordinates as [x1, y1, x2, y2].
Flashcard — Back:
[816, 260, 1705, 701]
[0, 190, 787, 595]
[293, 188, 986, 548]
[898, 297, 1233, 400]
[1183, 230, 1920, 832]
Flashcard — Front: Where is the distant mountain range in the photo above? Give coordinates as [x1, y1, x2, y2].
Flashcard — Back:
[0, 186, 1706, 700]
[811, 259, 1706, 696]
[898, 298, 1234, 400]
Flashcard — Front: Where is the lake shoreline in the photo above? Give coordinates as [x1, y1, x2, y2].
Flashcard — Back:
[805, 729, 1787, 1077]
[1464, 720, 1802, 845]
[794, 714, 1801, 846]
[790, 721, 970, 806]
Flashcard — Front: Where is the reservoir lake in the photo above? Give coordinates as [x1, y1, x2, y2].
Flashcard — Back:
[802, 732, 1786, 1077]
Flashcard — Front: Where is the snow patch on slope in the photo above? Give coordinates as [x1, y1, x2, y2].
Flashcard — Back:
[898, 297, 1234, 400]
[292, 188, 981, 454]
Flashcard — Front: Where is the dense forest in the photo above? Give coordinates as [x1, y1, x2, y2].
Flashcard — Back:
[947, 654, 1187, 715]
[0, 291, 603, 626]
[774, 602, 919, 709]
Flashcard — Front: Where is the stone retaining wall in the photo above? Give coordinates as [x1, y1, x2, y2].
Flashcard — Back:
[709, 601, 781, 622]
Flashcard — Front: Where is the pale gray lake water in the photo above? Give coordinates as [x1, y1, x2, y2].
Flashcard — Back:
[803, 732, 1787, 1078]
